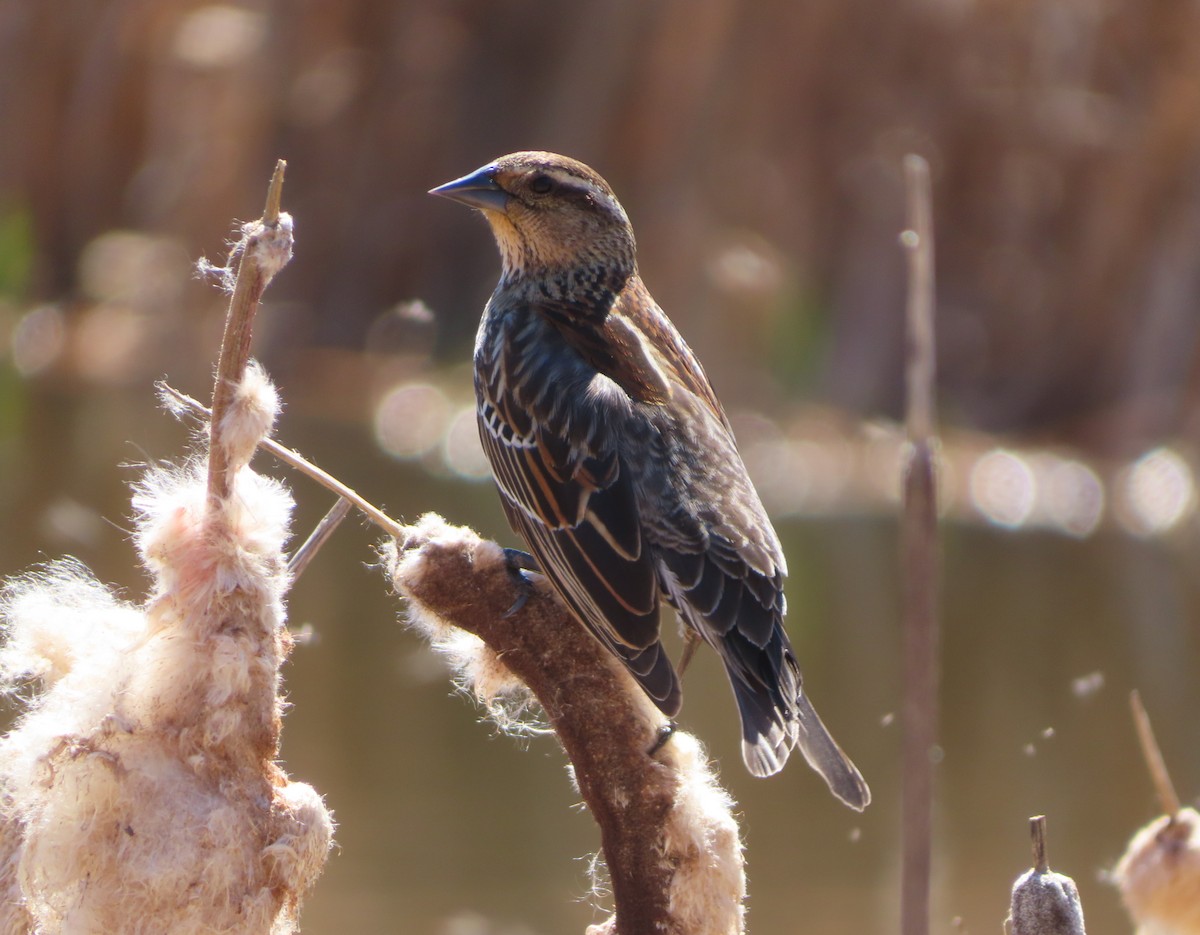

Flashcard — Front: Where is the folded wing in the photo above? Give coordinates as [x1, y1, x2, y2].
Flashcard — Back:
[476, 356, 682, 715]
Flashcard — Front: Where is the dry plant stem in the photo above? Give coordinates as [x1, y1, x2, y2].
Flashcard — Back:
[161, 383, 404, 538]
[1130, 689, 1182, 817]
[904, 155, 937, 441]
[900, 152, 939, 935]
[394, 525, 679, 934]
[1031, 815, 1049, 873]
[207, 159, 288, 509]
[289, 498, 353, 579]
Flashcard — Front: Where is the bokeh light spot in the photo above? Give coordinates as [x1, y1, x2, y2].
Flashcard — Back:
[78, 231, 189, 308]
[11, 305, 65, 376]
[1041, 457, 1104, 537]
[969, 449, 1035, 528]
[1117, 447, 1195, 536]
[708, 240, 783, 297]
[73, 304, 146, 384]
[173, 5, 267, 69]
[443, 406, 491, 480]
[373, 382, 451, 460]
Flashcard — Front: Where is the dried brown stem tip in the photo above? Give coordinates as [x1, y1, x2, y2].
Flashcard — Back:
[1130, 689, 1182, 817]
[1032, 815, 1049, 874]
[1007, 816, 1087, 935]
[385, 515, 746, 935]
[263, 158, 286, 226]
[208, 159, 293, 509]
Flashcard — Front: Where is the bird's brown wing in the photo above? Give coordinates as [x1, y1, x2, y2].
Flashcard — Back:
[612, 287, 870, 804]
[475, 342, 682, 715]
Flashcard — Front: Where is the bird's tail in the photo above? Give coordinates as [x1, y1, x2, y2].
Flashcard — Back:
[732, 676, 871, 811]
[791, 691, 871, 810]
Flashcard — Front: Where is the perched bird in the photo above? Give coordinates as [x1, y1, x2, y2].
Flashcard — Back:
[430, 152, 869, 809]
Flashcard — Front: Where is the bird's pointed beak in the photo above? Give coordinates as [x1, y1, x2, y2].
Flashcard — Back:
[428, 165, 509, 213]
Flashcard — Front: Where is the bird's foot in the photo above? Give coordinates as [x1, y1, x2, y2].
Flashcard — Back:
[502, 548, 539, 617]
[648, 721, 677, 758]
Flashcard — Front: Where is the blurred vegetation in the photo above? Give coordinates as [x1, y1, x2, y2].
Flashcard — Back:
[1, 0, 1199, 449]
[0, 207, 33, 299]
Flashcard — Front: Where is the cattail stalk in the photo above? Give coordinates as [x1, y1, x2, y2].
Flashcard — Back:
[900, 152, 940, 935]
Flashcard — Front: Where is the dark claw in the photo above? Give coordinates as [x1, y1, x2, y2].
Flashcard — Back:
[502, 548, 539, 617]
[648, 721, 677, 758]
[503, 547, 539, 573]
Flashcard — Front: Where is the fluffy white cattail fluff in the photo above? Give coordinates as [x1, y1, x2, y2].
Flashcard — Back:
[585, 732, 746, 935]
[0, 362, 332, 934]
[389, 517, 529, 724]
[659, 732, 746, 935]
[1116, 808, 1200, 935]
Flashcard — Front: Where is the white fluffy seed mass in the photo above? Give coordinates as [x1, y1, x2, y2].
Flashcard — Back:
[659, 732, 746, 935]
[1116, 808, 1200, 935]
[387, 514, 528, 713]
[0, 363, 332, 934]
[585, 732, 745, 935]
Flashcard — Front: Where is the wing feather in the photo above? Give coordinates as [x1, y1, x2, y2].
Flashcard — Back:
[476, 330, 680, 713]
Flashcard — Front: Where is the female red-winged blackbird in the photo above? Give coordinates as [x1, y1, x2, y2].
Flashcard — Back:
[431, 152, 869, 809]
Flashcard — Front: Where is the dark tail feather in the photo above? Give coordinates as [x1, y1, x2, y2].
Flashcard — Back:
[731, 675, 794, 778]
[732, 678, 871, 811]
[792, 692, 871, 811]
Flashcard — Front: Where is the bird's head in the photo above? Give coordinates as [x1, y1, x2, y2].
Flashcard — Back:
[430, 152, 636, 284]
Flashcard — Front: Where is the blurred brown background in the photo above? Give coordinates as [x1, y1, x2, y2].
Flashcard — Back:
[2, 2, 1199, 933]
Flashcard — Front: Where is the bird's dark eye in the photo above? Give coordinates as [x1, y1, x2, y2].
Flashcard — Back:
[529, 174, 554, 195]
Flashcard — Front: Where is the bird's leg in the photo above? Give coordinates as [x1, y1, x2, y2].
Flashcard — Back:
[502, 547, 540, 617]
[676, 628, 703, 677]
[648, 721, 677, 758]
